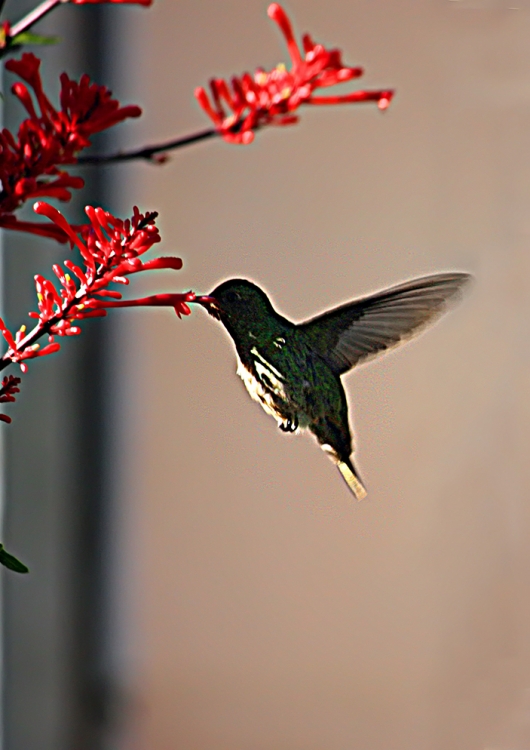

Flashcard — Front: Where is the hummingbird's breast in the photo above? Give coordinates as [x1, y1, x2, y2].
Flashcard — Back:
[236, 350, 292, 426]
[235, 336, 314, 431]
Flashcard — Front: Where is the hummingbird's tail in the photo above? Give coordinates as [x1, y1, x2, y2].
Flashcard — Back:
[318, 440, 367, 500]
[337, 457, 367, 501]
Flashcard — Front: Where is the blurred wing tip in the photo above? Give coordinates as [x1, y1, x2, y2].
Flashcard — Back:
[427, 271, 474, 309]
[425, 270, 472, 291]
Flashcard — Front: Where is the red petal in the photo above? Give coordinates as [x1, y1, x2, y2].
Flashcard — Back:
[141, 257, 183, 271]
[33, 202, 86, 252]
[267, 4, 302, 67]
[38, 342, 61, 356]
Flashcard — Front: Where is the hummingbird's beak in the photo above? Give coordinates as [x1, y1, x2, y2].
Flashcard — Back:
[193, 295, 222, 318]
[193, 295, 216, 306]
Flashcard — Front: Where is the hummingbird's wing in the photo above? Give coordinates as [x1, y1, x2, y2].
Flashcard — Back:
[299, 272, 470, 376]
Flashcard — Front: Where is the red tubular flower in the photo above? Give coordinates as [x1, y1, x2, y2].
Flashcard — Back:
[0, 375, 21, 423]
[0, 53, 141, 239]
[195, 3, 394, 144]
[0, 216, 75, 243]
[89, 291, 196, 319]
[0, 204, 194, 376]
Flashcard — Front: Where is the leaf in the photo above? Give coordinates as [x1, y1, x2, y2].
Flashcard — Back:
[10, 32, 60, 48]
[0, 544, 29, 574]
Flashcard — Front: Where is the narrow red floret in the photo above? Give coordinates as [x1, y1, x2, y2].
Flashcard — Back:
[195, 3, 394, 144]
[0, 204, 193, 379]
[89, 291, 196, 318]
[0, 375, 21, 423]
[0, 53, 141, 238]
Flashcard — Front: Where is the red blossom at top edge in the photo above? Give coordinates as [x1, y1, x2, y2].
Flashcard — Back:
[195, 3, 393, 144]
[0, 203, 194, 378]
[0, 53, 141, 240]
[70, 0, 152, 4]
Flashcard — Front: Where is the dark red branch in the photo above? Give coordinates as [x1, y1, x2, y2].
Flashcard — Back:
[76, 127, 217, 165]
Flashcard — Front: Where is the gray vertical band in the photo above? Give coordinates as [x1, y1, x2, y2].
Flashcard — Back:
[1, 2, 111, 748]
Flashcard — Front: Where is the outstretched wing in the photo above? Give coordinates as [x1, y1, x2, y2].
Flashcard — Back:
[299, 272, 471, 376]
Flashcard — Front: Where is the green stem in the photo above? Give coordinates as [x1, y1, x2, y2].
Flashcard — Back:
[10, 0, 65, 37]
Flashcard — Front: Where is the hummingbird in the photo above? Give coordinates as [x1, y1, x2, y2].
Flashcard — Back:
[197, 272, 470, 499]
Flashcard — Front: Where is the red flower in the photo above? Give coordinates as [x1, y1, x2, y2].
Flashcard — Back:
[0, 215, 78, 243]
[0, 53, 141, 239]
[0, 203, 193, 375]
[0, 375, 21, 424]
[0, 21, 10, 51]
[195, 3, 394, 144]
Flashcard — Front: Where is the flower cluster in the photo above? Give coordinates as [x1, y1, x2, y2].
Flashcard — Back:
[195, 3, 394, 144]
[0, 203, 195, 374]
[0, 53, 141, 240]
[0, 375, 21, 424]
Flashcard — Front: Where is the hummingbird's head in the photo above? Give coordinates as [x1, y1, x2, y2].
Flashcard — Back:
[197, 279, 276, 340]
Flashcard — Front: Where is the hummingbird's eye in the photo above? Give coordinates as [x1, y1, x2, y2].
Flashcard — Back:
[225, 291, 241, 304]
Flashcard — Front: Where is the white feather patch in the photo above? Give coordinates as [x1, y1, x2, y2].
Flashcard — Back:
[236, 356, 288, 427]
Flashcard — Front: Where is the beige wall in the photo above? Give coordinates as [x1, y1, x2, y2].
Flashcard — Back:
[110, 1, 530, 748]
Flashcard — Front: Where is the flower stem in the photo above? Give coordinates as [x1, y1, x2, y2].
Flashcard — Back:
[0, 321, 48, 373]
[77, 127, 218, 165]
[8, 0, 66, 40]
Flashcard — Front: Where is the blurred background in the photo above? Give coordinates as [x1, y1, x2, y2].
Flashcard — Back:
[3, 0, 530, 748]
